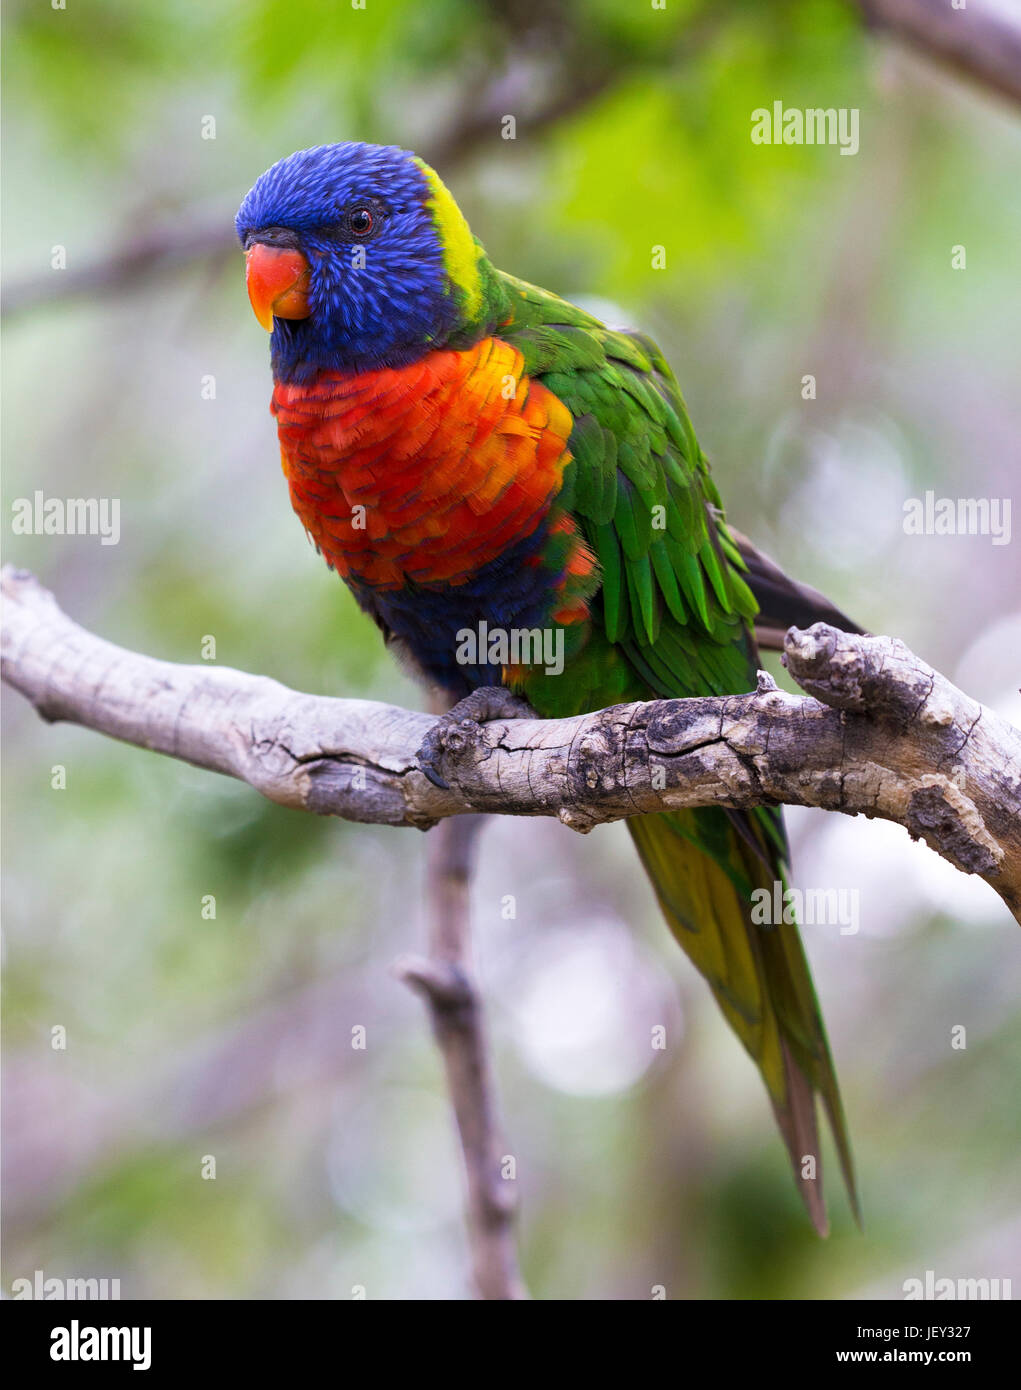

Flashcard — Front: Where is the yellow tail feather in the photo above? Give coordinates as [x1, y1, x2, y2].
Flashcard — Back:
[629, 808, 860, 1233]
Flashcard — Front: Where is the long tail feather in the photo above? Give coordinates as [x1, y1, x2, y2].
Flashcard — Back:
[629, 806, 859, 1232]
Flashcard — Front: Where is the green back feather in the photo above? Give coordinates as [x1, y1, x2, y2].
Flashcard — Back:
[496, 270, 860, 1231]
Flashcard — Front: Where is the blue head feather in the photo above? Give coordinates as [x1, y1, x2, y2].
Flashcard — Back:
[236, 142, 472, 382]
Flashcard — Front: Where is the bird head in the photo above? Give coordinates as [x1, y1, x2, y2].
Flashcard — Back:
[236, 142, 501, 382]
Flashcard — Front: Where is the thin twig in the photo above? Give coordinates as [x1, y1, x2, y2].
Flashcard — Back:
[396, 809, 526, 1300]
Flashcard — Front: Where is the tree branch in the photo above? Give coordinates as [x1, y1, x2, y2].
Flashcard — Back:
[4, 564, 1020, 922]
[1, 11, 724, 317]
[0, 213, 234, 317]
[859, 0, 1021, 108]
[1, 67, 619, 317]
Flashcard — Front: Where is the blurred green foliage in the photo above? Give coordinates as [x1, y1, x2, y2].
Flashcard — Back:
[3, 0, 1019, 1299]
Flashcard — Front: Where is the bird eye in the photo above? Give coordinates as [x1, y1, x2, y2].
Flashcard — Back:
[323, 201, 385, 244]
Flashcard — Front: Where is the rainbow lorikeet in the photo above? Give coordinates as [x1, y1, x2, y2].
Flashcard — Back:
[236, 142, 859, 1232]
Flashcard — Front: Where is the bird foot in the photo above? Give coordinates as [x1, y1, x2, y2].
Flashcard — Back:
[416, 686, 536, 790]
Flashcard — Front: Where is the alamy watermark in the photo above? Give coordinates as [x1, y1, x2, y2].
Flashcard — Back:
[11, 1268, 121, 1299]
[903, 1270, 1012, 1300]
[903, 491, 1011, 545]
[11, 491, 120, 545]
[751, 882, 860, 935]
[751, 102, 859, 156]
[455, 620, 564, 677]
[49, 1321, 151, 1372]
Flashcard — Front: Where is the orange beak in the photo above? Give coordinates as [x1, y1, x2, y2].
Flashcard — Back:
[245, 243, 311, 331]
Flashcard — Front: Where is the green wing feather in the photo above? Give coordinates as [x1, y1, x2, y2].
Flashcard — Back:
[499, 272, 859, 1232]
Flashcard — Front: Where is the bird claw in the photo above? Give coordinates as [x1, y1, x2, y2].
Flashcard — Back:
[416, 686, 536, 789]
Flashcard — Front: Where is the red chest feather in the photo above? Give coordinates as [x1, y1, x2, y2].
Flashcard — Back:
[271, 338, 574, 589]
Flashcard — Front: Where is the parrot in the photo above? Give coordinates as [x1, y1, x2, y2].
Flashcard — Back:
[236, 141, 860, 1233]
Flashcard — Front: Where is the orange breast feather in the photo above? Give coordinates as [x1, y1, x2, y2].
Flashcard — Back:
[271, 338, 574, 589]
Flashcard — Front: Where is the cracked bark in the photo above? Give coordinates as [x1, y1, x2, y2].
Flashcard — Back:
[4, 565, 1020, 922]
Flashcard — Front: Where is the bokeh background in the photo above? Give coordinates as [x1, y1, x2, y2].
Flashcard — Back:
[4, 0, 1020, 1300]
